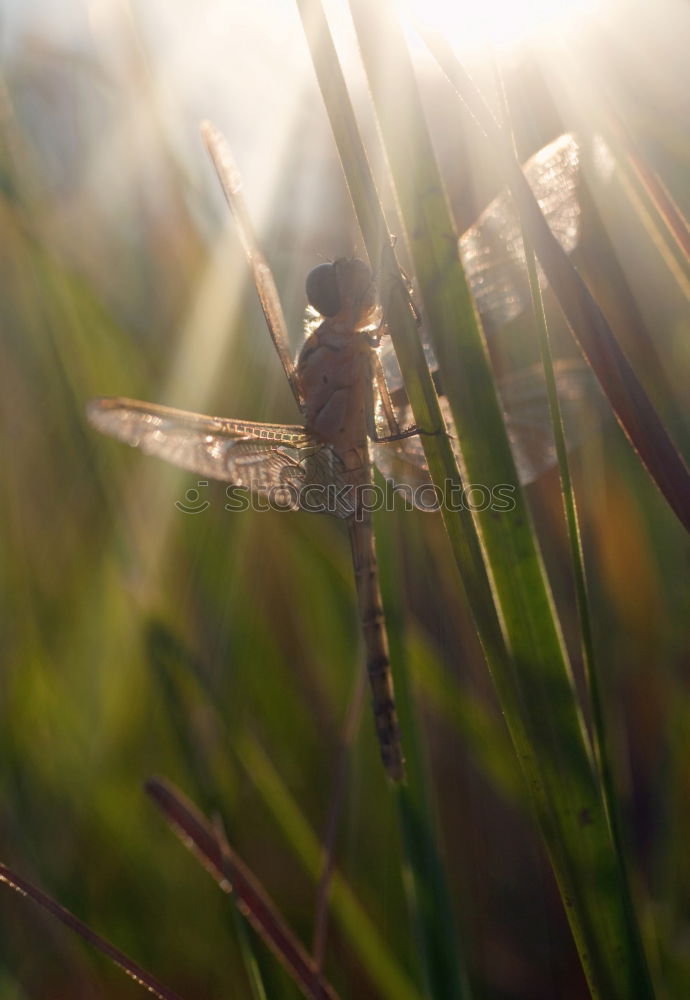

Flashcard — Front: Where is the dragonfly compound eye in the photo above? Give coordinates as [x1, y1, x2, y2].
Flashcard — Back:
[306, 262, 341, 318]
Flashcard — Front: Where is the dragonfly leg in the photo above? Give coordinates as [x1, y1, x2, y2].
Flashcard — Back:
[370, 424, 420, 443]
[368, 353, 432, 443]
[369, 422, 446, 444]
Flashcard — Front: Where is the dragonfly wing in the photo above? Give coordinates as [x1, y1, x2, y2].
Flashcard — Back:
[87, 397, 330, 509]
[377, 134, 582, 398]
[459, 133, 580, 331]
[372, 440, 436, 511]
[201, 122, 303, 409]
[372, 360, 605, 498]
[499, 359, 606, 484]
[372, 396, 456, 511]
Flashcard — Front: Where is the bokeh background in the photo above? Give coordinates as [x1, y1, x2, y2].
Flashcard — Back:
[1, 0, 689, 997]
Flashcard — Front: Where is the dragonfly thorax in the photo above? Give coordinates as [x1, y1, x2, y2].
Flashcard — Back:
[297, 299, 374, 448]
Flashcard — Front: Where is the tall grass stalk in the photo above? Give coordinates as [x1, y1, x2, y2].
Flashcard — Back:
[299, 0, 657, 995]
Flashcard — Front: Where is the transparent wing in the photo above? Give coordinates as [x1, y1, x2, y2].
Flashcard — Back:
[87, 397, 355, 514]
[372, 360, 605, 503]
[371, 395, 451, 511]
[500, 360, 606, 483]
[372, 133, 601, 501]
[379, 133, 582, 400]
[201, 122, 303, 409]
[459, 133, 580, 331]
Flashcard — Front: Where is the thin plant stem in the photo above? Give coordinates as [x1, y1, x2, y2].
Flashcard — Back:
[312, 666, 367, 973]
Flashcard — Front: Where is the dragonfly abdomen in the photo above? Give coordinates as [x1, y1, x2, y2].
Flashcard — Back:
[347, 517, 404, 782]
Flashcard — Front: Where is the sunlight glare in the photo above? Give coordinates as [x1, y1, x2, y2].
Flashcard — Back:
[408, 0, 600, 52]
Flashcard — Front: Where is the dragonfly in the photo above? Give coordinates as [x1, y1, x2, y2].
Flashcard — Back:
[88, 124, 596, 782]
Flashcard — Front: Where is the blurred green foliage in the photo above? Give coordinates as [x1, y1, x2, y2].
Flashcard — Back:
[1, 3, 689, 998]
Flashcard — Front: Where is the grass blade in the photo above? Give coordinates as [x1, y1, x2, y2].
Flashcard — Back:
[145, 777, 342, 1000]
[233, 736, 424, 1000]
[419, 26, 690, 535]
[148, 620, 423, 1000]
[338, 1, 654, 996]
[0, 864, 187, 1000]
[312, 669, 366, 973]
[375, 506, 471, 1000]
[510, 79, 647, 976]
[296, 3, 475, 997]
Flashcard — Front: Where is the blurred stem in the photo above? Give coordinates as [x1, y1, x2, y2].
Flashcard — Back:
[146, 621, 270, 1000]
[377, 503, 470, 1000]
[154, 623, 422, 1000]
[300, 0, 658, 995]
[212, 814, 270, 1000]
[236, 736, 424, 1000]
[297, 1, 476, 995]
[312, 667, 366, 972]
[501, 50, 654, 999]
[418, 24, 690, 536]
[518, 161, 656, 1000]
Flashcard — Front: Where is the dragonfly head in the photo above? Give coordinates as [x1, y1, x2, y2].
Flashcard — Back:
[306, 258, 379, 331]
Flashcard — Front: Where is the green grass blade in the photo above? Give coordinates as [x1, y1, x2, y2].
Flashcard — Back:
[522, 213, 654, 993]
[145, 621, 270, 1000]
[406, 625, 522, 807]
[376, 505, 470, 1000]
[419, 26, 690, 535]
[500, 57, 650, 977]
[235, 737, 424, 1000]
[146, 778, 342, 1000]
[295, 0, 509, 686]
[295, 3, 477, 996]
[341, 1, 654, 996]
[149, 622, 423, 1000]
[0, 865, 187, 1000]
